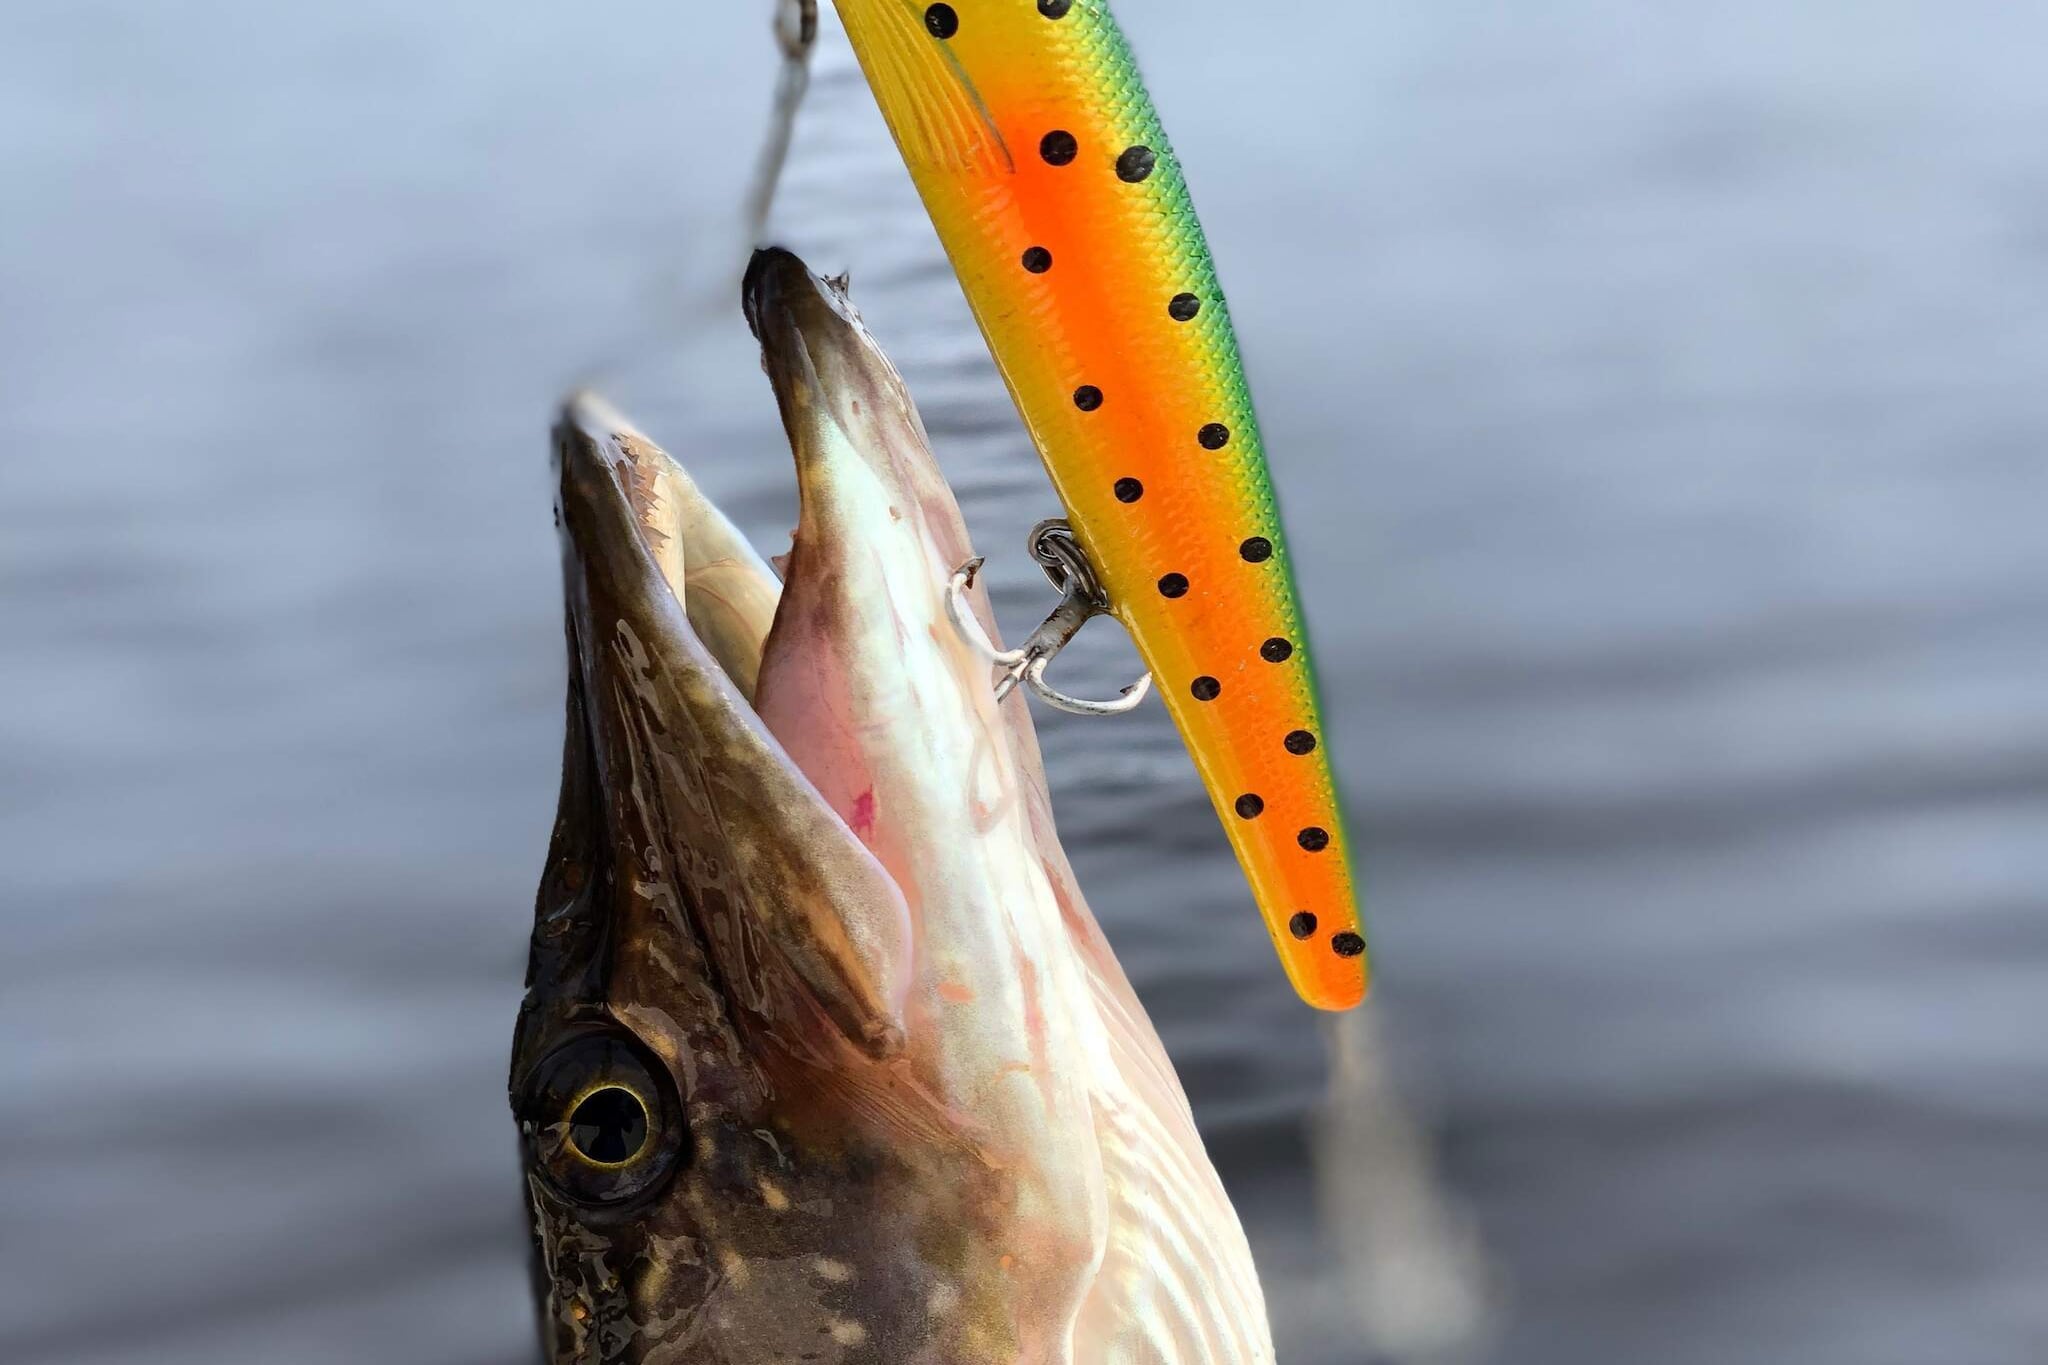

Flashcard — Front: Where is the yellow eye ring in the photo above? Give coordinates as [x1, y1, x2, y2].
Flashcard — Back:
[562, 1083, 651, 1169]
[520, 1034, 681, 1206]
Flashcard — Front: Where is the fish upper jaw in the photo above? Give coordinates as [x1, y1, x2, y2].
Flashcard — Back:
[542, 395, 914, 1065]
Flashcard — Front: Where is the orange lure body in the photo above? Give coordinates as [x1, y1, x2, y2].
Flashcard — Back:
[830, 0, 1367, 1009]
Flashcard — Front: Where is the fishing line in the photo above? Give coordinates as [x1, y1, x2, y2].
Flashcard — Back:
[566, 0, 817, 396]
[743, 0, 820, 250]
[1314, 1008, 1495, 1364]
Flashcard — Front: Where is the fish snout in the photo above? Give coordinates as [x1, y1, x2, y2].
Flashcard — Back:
[742, 245, 856, 356]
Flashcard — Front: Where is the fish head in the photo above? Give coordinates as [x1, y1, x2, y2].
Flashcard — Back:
[514, 249, 1273, 1362]
[511, 250, 1228, 1362]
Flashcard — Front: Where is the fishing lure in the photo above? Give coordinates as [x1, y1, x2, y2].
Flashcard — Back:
[824, 0, 1367, 1010]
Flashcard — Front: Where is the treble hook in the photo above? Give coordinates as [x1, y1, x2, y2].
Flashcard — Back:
[945, 520, 1153, 717]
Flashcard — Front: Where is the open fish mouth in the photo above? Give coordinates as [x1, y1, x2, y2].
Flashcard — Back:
[512, 248, 1271, 1363]
[535, 245, 1009, 1062]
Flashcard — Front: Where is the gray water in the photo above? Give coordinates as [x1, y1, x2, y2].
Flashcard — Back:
[5, 2, 2046, 1362]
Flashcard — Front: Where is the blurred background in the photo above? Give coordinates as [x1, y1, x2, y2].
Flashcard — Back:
[5, 1, 2045, 1361]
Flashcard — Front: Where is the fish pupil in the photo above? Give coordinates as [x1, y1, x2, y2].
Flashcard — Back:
[923, 4, 960, 39]
[568, 1087, 648, 1165]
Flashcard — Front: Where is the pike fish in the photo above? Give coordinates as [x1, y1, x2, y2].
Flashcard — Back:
[511, 248, 1273, 1362]
[822, 0, 1369, 1010]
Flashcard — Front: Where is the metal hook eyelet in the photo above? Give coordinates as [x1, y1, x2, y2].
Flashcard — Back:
[944, 520, 1153, 716]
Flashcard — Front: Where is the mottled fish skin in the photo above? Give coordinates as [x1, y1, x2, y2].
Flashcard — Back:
[511, 250, 1273, 1363]
[825, 0, 1369, 1010]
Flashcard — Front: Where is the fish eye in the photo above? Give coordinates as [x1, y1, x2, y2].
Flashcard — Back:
[519, 1035, 683, 1206]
